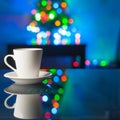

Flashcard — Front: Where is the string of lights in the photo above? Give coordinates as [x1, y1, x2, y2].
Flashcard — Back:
[41, 68, 67, 119]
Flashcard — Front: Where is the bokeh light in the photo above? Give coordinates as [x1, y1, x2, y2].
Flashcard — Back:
[54, 94, 60, 101]
[73, 61, 79, 67]
[35, 13, 41, 21]
[49, 10, 56, 20]
[61, 74, 67, 82]
[31, 9, 36, 14]
[51, 108, 57, 114]
[53, 2, 59, 9]
[100, 60, 108, 67]
[53, 76, 60, 83]
[58, 88, 64, 94]
[75, 33, 81, 39]
[42, 95, 48, 102]
[55, 20, 61, 26]
[92, 59, 99, 66]
[46, 4, 52, 10]
[62, 39, 67, 45]
[62, 17, 68, 25]
[61, 2, 67, 9]
[56, 69, 63, 76]
[53, 39, 61, 45]
[48, 79, 52, 84]
[44, 112, 51, 119]
[56, 8, 62, 14]
[85, 60, 91, 66]
[42, 79, 48, 84]
[53, 101, 59, 108]
[75, 39, 80, 45]
[41, 0, 47, 7]
[49, 69, 57, 75]
[69, 18, 73, 24]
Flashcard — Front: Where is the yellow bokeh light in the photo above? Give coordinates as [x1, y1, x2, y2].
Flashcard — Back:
[61, 2, 67, 9]
[30, 21, 37, 27]
[55, 20, 61, 26]
[46, 5, 52, 10]
[41, 11, 46, 16]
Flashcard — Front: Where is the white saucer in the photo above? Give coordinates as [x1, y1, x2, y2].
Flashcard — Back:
[4, 71, 52, 85]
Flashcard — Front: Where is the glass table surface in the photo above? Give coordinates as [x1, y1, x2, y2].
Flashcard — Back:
[0, 69, 120, 120]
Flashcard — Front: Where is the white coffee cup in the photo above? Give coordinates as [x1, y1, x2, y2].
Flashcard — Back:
[4, 48, 43, 78]
[4, 94, 42, 119]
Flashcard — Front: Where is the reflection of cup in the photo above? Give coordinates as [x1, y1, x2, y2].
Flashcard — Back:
[4, 94, 42, 119]
[4, 48, 43, 78]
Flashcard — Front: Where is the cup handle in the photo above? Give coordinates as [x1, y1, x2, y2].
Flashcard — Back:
[4, 94, 15, 109]
[4, 54, 16, 72]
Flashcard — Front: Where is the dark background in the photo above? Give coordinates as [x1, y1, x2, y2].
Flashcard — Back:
[0, 0, 120, 69]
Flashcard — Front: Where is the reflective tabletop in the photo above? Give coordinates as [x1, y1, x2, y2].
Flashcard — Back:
[0, 69, 120, 120]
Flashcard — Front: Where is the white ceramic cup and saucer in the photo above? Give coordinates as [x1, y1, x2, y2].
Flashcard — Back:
[4, 48, 43, 78]
[3, 48, 52, 84]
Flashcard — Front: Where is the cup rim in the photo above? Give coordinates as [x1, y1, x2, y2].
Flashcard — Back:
[13, 48, 43, 51]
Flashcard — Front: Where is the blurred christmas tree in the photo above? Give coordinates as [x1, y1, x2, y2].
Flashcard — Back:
[27, 0, 81, 45]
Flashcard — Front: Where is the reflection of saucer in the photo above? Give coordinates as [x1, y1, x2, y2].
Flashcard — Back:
[4, 83, 54, 94]
[4, 71, 52, 85]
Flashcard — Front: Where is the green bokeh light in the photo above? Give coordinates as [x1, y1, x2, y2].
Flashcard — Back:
[62, 25, 68, 29]
[41, 0, 47, 7]
[67, 38, 71, 45]
[62, 17, 68, 25]
[100, 60, 108, 67]
[42, 79, 48, 84]
[49, 68, 56, 75]
[49, 10, 56, 20]
[58, 88, 64, 94]
[31, 39, 36, 45]
[54, 94, 60, 101]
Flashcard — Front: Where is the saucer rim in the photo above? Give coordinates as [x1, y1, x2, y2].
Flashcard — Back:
[4, 71, 52, 80]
